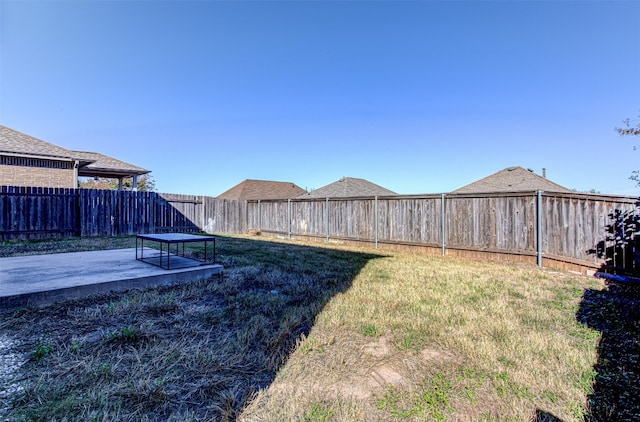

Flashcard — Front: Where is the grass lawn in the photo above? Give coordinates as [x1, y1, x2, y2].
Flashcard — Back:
[0, 234, 638, 421]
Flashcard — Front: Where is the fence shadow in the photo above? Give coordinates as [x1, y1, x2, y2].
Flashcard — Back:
[576, 282, 640, 420]
[531, 409, 564, 422]
[588, 200, 640, 277]
[0, 235, 385, 420]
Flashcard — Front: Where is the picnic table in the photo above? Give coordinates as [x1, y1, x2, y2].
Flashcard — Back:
[135, 233, 216, 270]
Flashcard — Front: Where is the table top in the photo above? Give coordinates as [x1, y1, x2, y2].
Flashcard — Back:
[136, 233, 216, 243]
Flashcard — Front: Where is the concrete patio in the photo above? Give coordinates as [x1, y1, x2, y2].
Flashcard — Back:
[0, 248, 223, 309]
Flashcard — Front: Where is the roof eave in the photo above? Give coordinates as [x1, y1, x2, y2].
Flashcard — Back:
[78, 167, 150, 178]
[0, 150, 76, 161]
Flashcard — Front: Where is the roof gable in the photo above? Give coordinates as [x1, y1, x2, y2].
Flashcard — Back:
[298, 177, 397, 199]
[452, 167, 572, 194]
[217, 179, 306, 200]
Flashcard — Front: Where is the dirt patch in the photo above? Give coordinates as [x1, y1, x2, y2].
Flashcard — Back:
[257, 332, 462, 404]
[362, 334, 392, 357]
[421, 346, 464, 365]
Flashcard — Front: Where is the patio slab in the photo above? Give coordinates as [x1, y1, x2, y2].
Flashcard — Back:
[0, 248, 223, 309]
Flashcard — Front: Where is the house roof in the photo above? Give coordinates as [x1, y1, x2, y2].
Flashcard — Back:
[217, 179, 307, 200]
[0, 125, 79, 161]
[298, 177, 397, 199]
[72, 150, 149, 178]
[0, 125, 149, 179]
[452, 166, 572, 194]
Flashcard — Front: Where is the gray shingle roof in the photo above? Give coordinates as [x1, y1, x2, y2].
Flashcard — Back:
[217, 179, 306, 200]
[298, 177, 397, 199]
[0, 125, 75, 160]
[0, 125, 149, 178]
[452, 167, 572, 194]
[72, 150, 149, 177]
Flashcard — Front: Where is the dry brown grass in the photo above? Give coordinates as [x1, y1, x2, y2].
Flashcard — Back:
[0, 235, 613, 421]
[240, 250, 603, 422]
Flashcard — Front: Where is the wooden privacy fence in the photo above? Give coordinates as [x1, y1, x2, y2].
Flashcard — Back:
[248, 192, 640, 275]
[0, 186, 245, 240]
[2, 185, 639, 275]
[0, 186, 80, 238]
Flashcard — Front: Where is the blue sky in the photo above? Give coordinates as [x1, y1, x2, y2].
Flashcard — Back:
[1, 0, 639, 196]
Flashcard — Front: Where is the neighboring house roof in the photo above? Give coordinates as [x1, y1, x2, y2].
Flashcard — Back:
[217, 179, 306, 200]
[452, 166, 572, 194]
[0, 125, 149, 179]
[72, 151, 149, 178]
[298, 177, 397, 199]
[0, 125, 80, 161]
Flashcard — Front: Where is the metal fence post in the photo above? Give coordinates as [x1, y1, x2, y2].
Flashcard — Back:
[537, 190, 543, 267]
[288, 199, 291, 240]
[200, 195, 205, 232]
[375, 195, 379, 249]
[442, 193, 446, 256]
[326, 197, 329, 243]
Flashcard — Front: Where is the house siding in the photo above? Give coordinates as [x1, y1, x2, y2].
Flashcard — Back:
[0, 162, 76, 188]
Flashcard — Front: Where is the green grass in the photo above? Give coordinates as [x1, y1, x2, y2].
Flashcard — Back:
[32, 339, 54, 363]
[0, 234, 626, 421]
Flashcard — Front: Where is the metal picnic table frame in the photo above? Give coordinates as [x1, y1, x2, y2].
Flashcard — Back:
[135, 233, 216, 270]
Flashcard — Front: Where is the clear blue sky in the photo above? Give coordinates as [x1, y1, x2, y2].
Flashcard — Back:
[1, 0, 639, 196]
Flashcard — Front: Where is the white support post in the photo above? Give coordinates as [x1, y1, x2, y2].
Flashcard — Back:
[73, 160, 79, 188]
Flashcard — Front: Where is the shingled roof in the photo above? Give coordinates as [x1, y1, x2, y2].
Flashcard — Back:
[1, 125, 81, 161]
[217, 179, 306, 200]
[72, 150, 149, 178]
[452, 167, 572, 194]
[0, 125, 149, 180]
[298, 177, 397, 199]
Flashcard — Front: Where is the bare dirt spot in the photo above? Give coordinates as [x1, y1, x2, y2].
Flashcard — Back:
[420, 346, 464, 365]
[362, 334, 392, 357]
[258, 332, 463, 405]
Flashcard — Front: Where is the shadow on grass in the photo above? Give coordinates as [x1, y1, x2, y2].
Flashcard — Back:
[576, 282, 640, 421]
[532, 409, 564, 422]
[0, 235, 386, 421]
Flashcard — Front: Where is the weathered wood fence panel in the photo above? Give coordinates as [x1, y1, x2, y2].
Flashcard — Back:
[327, 199, 375, 239]
[445, 194, 537, 253]
[541, 193, 638, 266]
[1, 186, 79, 239]
[378, 197, 443, 245]
[1, 187, 233, 239]
[290, 200, 326, 237]
[155, 193, 201, 233]
[80, 190, 157, 236]
[247, 201, 289, 234]
[202, 197, 246, 234]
